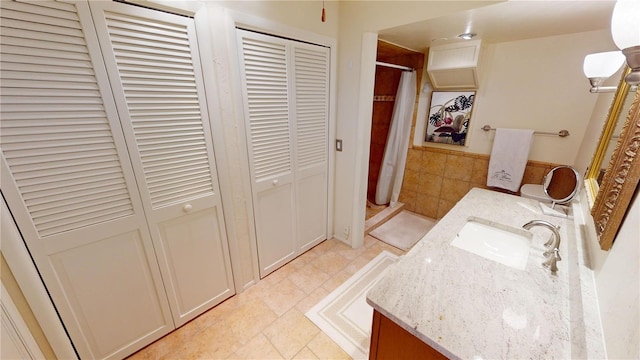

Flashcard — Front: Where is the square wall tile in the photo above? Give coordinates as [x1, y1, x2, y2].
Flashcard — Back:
[443, 154, 474, 181]
[522, 165, 547, 186]
[420, 151, 447, 176]
[440, 178, 470, 203]
[398, 190, 417, 212]
[405, 149, 423, 171]
[470, 158, 489, 185]
[437, 199, 456, 219]
[401, 168, 420, 193]
[415, 193, 439, 219]
[417, 174, 443, 198]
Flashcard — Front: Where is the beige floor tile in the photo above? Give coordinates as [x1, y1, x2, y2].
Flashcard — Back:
[190, 324, 241, 359]
[308, 239, 336, 254]
[294, 286, 331, 314]
[291, 346, 319, 360]
[360, 243, 386, 261]
[136, 322, 196, 360]
[287, 249, 320, 271]
[363, 235, 379, 248]
[260, 260, 299, 287]
[263, 308, 320, 359]
[129, 237, 409, 360]
[310, 251, 350, 276]
[190, 295, 242, 331]
[306, 332, 351, 360]
[334, 242, 367, 261]
[289, 263, 330, 294]
[229, 333, 284, 360]
[322, 269, 353, 292]
[261, 278, 307, 316]
[222, 298, 278, 345]
[343, 255, 372, 275]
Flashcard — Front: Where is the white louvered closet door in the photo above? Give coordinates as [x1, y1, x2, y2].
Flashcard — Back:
[238, 30, 297, 277]
[89, 1, 235, 327]
[238, 30, 329, 277]
[0, 1, 174, 359]
[292, 43, 329, 251]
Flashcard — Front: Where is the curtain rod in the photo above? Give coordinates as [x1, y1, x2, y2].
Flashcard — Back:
[375, 61, 413, 72]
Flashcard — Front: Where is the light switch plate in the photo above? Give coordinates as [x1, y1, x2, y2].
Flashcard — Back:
[336, 139, 343, 152]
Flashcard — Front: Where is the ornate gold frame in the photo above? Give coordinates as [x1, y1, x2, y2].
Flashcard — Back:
[591, 88, 640, 250]
[584, 68, 631, 204]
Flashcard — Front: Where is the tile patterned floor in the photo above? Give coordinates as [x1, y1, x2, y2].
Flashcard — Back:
[128, 236, 406, 360]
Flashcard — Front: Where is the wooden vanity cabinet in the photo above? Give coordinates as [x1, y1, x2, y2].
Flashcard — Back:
[369, 310, 448, 360]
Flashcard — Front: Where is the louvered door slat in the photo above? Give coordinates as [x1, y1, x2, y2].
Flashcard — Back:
[27, 187, 130, 212]
[100, 10, 215, 209]
[0, 2, 135, 238]
[0, 8, 79, 29]
[241, 35, 291, 182]
[8, 0, 77, 18]
[21, 177, 126, 203]
[293, 46, 329, 169]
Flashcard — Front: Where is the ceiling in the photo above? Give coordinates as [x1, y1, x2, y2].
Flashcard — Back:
[378, 0, 616, 53]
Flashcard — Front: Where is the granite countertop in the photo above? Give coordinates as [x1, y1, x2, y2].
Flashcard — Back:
[367, 187, 604, 359]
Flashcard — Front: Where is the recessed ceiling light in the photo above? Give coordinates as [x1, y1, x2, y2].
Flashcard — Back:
[458, 32, 476, 40]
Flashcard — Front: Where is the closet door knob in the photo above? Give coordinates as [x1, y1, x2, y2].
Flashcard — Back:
[272, 179, 279, 186]
[183, 204, 193, 213]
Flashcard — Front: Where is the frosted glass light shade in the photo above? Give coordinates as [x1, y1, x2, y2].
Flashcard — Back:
[583, 51, 625, 78]
[611, 0, 640, 50]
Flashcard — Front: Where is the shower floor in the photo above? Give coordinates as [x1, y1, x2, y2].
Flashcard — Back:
[364, 202, 405, 235]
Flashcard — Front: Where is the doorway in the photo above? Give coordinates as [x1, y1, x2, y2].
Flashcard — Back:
[365, 41, 424, 229]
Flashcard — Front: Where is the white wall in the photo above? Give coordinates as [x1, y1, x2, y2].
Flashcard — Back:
[594, 191, 640, 359]
[415, 29, 616, 165]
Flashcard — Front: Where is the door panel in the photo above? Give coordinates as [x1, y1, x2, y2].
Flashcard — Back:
[237, 30, 296, 277]
[255, 183, 296, 275]
[292, 43, 329, 250]
[0, 1, 173, 358]
[296, 168, 328, 251]
[89, 1, 235, 326]
[157, 207, 233, 318]
[50, 230, 168, 358]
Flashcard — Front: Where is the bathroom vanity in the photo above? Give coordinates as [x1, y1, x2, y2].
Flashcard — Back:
[367, 188, 604, 359]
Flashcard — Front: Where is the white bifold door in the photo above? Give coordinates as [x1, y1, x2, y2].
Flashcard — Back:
[0, 1, 233, 359]
[237, 30, 330, 277]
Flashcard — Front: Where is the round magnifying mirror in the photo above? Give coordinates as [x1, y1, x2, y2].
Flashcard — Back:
[542, 165, 580, 205]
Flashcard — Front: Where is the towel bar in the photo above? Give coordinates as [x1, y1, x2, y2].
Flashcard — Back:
[481, 125, 570, 137]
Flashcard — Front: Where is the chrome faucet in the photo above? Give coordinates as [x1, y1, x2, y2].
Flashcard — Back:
[522, 220, 562, 273]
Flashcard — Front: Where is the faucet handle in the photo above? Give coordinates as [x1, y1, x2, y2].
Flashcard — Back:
[542, 248, 561, 273]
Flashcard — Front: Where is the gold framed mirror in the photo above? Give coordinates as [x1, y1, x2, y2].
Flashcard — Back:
[585, 65, 640, 250]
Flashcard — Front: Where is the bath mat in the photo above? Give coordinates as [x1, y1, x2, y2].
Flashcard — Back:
[305, 251, 399, 360]
[369, 210, 436, 250]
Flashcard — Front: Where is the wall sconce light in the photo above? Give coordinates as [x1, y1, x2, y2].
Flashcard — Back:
[611, 0, 640, 85]
[583, 51, 625, 93]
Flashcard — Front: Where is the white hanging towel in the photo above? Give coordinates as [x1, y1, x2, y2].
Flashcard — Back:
[486, 128, 534, 192]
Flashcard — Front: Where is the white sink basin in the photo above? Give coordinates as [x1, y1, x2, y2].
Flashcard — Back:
[451, 217, 532, 270]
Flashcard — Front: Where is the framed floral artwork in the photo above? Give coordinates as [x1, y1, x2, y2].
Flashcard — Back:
[425, 91, 475, 146]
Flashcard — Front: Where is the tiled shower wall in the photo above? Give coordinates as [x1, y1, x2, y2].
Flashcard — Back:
[367, 42, 424, 204]
[399, 146, 560, 219]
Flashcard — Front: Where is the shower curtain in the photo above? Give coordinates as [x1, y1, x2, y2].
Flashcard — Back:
[375, 70, 417, 206]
